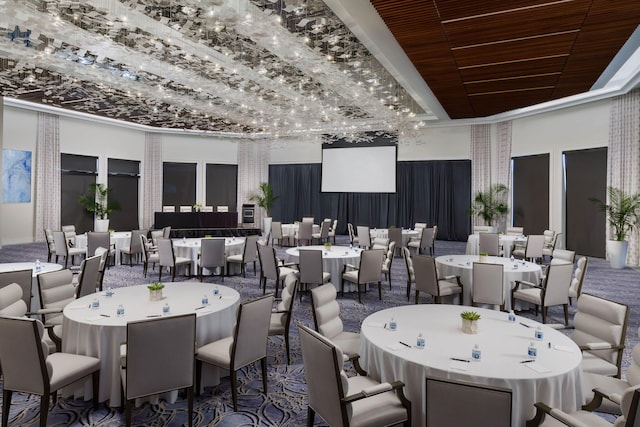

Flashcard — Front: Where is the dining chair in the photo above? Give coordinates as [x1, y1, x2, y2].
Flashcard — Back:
[473, 225, 491, 234]
[312, 219, 331, 244]
[0, 268, 33, 311]
[75, 254, 102, 299]
[257, 243, 296, 298]
[120, 313, 196, 427]
[408, 227, 435, 256]
[551, 248, 576, 265]
[0, 316, 100, 427]
[302, 216, 314, 223]
[347, 223, 359, 246]
[542, 229, 558, 261]
[506, 226, 524, 236]
[179, 205, 192, 213]
[402, 247, 416, 301]
[196, 294, 273, 411]
[157, 238, 191, 282]
[271, 221, 288, 247]
[371, 236, 390, 250]
[388, 227, 402, 255]
[198, 238, 226, 281]
[226, 234, 259, 277]
[44, 228, 56, 262]
[414, 222, 427, 231]
[382, 241, 397, 288]
[61, 225, 77, 247]
[162, 226, 172, 239]
[568, 257, 589, 304]
[413, 254, 463, 304]
[268, 272, 298, 364]
[512, 234, 545, 263]
[298, 324, 411, 427]
[95, 249, 109, 292]
[139, 235, 159, 278]
[119, 229, 146, 266]
[37, 268, 76, 351]
[328, 219, 338, 244]
[511, 262, 573, 325]
[425, 376, 511, 427]
[356, 225, 371, 249]
[472, 262, 505, 311]
[298, 249, 330, 300]
[341, 248, 385, 303]
[53, 230, 85, 268]
[296, 221, 313, 246]
[478, 232, 501, 256]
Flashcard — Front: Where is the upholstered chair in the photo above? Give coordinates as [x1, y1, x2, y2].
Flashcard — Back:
[347, 223, 359, 246]
[382, 241, 397, 287]
[512, 234, 545, 263]
[257, 243, 296, 298]
[44, 228, 56, 262]
[198, 238, 226, 281]
[328, 219, 338, 244]
[298, 249, 330, 300]
[0, 283, 27, 316]
[37, 268, 76, 351]
[52, 230, 85, 268]
[268, 273, 298, 364]
[119, 229, 146, 266]
[157, 238, 191, 281]
[226, 234, 259, 277]
[402, 247, 416, 301]
[139, 235, 159, 278]
[356, 225, 371, 249]
[413, 255, 463, 304]
[472, 262, 504, 311]
[478, 232, 501, 256]
[0, 268, 32, 311]
[296, 221, 313, 246]
[408, 227, 435, 256]
[86, 231, 115, 267]
[568, 257, 589, 304]
[75, 254, 102, 299]
[341, 249, 385, 303]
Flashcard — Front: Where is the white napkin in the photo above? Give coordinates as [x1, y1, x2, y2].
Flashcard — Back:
[553, 344, 575, 353]
[450, 360, 469, 371]
[386, 343, 406, 351]
[525, 362, 551, 373]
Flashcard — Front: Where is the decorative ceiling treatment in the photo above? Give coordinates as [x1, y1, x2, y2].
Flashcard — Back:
[0, 0, 429, 138]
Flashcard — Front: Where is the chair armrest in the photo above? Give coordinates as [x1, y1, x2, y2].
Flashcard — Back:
[344, 263, 358, 270]
[271, 309, 287, 314]
[526, 402, 590, 427]
[583, 387, 622, 411]
[580, 342, 624, 351]
[342, 381, 406, 404]
[343, 353, 368, 376]
[36, 308, 64, 315]
[513, 280, 542, 292]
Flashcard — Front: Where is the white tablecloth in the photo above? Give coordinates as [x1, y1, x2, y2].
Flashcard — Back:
[466, 234, 527, 258]
[360, 305, 583, 426]
[62, 282, 240, 406]
[173, 237, 245, 273]
[284, 246, 361, 292]
[75, 231, 131, 265]
[281, 224, 320, 238]
[370, 228, 420, 247]
[436, 255, 542, 310]
[0, 262, 62, 311]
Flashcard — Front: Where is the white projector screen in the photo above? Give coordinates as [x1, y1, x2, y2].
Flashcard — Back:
[321, 145, 397, 193]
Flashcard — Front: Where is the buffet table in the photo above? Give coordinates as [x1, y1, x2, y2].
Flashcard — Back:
[62, 282, 240, 406]
[360, 305, 583, 426]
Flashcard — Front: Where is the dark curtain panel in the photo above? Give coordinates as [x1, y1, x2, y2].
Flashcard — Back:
[206, 164, 238, 212]
[564, 148, 607, 257]
[108, 158, 140, 232]
[163, 162, 196, 207]
[269, 160, 471, 241]
[61, 154, 97, 234]
[513, 154, 550, 234]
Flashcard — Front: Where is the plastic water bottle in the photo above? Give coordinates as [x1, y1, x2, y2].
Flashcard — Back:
[508, 310, 516, 323]
[35, 259, 41, 272]
[105, 287, 113, 297]
[202, 294, 209, 305]
[528, 341, 537, 359]
[416, 333, 425, 349]
[535, 326, 544, 341]
[214, 287, 220, 296]
[472, 344, 481, 361]
[163, 303, 170, 315]
[510, 255, 514, 263]
[91, 298, 99, 310]
[389, 317, 397, 331]
[183, 236, 186, 243]
[349, 243, 353, 250]
[116, 304, 125, 317]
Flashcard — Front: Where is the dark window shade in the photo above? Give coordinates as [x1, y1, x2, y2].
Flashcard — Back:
[163, 162, 196, 207]
[206, 164, 237, 211]
[108, 158, 140, 231]
[61, 153, 97, 173]
[61, 154, 97, 234]
[564, 148, 607, 257]
[512, 154, 550, 235]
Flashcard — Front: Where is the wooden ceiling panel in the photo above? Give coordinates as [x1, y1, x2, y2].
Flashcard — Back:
[433, 0, 558, 22]
[469, 88, 555, 116]
[459, 56, 568, 83]
[464, 74, 560, 95]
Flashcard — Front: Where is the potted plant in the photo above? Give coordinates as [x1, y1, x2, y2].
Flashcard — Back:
[460, 311, 481, 334]
[324, 241, 332, 251]
[193, 202, 203, 212]
[590, 186, 640, 269]
[78, 183, 121, 232]
[147, 282, 165, 301]
[468, 184, 509, 233]
[249, 182, 279, 235]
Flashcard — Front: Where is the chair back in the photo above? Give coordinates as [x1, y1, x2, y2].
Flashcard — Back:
[425, 376, 511, 427]
[162, 226, 172, 239]
[157, 238, 176, 268]
[216, 206, 229, 212]
[299, 249, 325, 285]
[231, 295, 273, 369]
[619, 385, 640, 427]
[298, 324, 347, 427]
[44, 228, 56, 254]
[271, 221, 283, 240]
[347, 223, 357, 244]
[330, 219, 338, 233]
[258, 244, 279, 281]
[0, 269, 33, 311]
[310, 283, 343, 340]
[319, 219, 331, 239]
[162, 205, 175, 213]
[551, 249, 576, 265]
[356, 226, 371, 249]
[274, 273, 298, 329]
[243, 234, 260, 263]
[357, 249, 384, 284]
[76, 254, 102, 299]
[413, 255, 439, 296]
[150, 230, 164, 246]
[52, 231, 69, 257]
[525, 235, 545, 260]
[506, 226, 524, 235]
[388, 228, 403, 250]
[414, 222, 427, 231]
[298, 222, 313, 243]
[96, 248, 109, 291]
[62, 225, 77, 245]
[573, 293, 629, 372]
[87, 232, 111, 257]
[179, 205, 192, 213]
[140, 235, 151, 264]
[569, 257, 589, 298]
[385, 241, 397, 265]
[125, 313, 195, 400]
[128, 230, 145, 254]
[302, 217, 314, 223]
[472, 262, 504, 307]
[543, 229, 557, 248]
[473, 225, 491, 234]
[478, 232, 500, 256]
[0, 283, 28, 316]
[542, 263, 574, 307]
[0, 317, 49, 395]
[200, 238, 226, 269]
[420, 227, 435, 251]
[37, 269, 75, 325]
[402, 247, 415, 281]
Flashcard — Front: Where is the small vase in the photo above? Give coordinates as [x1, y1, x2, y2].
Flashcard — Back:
[461, 319, 478, 334]
[149, 289, 163, 302]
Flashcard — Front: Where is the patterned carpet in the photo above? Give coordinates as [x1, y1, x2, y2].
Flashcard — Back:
[0, 236, 638, 426]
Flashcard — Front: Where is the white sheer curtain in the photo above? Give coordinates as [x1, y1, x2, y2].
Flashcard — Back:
[495, 121, 513, 231]
[0, 98, 3, 248]
[34, 112, 61, 243]
[142, 133, 163, 230]
[470, 124, 491, 226]
[608, 89, 640, 266]
[237, 140, 269, 228]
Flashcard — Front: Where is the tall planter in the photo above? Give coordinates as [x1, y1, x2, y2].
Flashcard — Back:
[263, 217, 273, 237]
[607, 240, 628, 269]
[95, 219, 110, 232]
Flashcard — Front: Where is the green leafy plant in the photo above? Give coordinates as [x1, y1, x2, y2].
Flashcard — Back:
[147, 282, 165, 291]
[249, 182, 279, 217]
[590, 186, 640, 241]
[468, 183, 509, 226]
[193, 202, 203, 212]
[324, 241, 332, 247]
[78, 183, 121, 220]
[460, 311, 481, 321]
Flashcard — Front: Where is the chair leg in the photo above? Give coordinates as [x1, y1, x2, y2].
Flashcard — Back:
[187, 386, 194, 427]
[261, 357, 268, 395]
[195, 360, 202, 396]
[285, 333, 291, 365]
[39, 393, 50, 427]
[125, 400, 132, 427]
[231, 370, 238, 411]
[357, 284, 362, 303]
[407, 281, 411, 301]
[415, 290, 419, 304]
[378, 281, 382, 300]
[92, 370, 99, 411]
[563, 304, 569, 325]
[171, 267, 176, 282]
[158, 267, 163, 282]
[307, 406, 315, 427]
[542, 307, 547, 324]
[3, 389, 12, 427]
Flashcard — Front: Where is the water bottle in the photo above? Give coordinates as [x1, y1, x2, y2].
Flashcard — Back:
[183, 236, 186, 243]
[91, 298, 99, 310]
[472, 344, 481, 361]
[214, 287, 220, 296]
[388, 317, 397, 331]
[508, 310, 516, 323]
[535, 326, 544, 341]
[105, 287, 114, 297]
[202, 294, 209, 305]
[35, 259, 41, 272]
[416, 333, 425, 349]
[349, 243, 353, 250]
[510, 255, 514, 263]
[163, 303, 170, 315]
[528, 341, 537, 359]
[116, 304, 125, 317]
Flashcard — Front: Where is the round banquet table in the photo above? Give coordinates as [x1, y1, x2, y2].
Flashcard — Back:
[369, 228, 420, 247]
[360, 305, 584, 427]
[173, 237, 245, 273]
[0, 261, 62, 311]
[62, 282, 240, 406]
[466, 234, 527, 258]
[435, 254, 542, 310]
[281, 223, 320, 242]
[284, 246, 361, 292]
[75, 231, 131, 265]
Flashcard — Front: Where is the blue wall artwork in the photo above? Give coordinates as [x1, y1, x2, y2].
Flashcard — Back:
[2, 149, 32, 203]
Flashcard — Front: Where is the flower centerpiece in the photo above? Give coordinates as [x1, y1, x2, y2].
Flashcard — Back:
[193, 202, 203, 212]
[324, 241, 332, 251]
[460, 311, 481, 334]
[148, 282, 165, 301]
